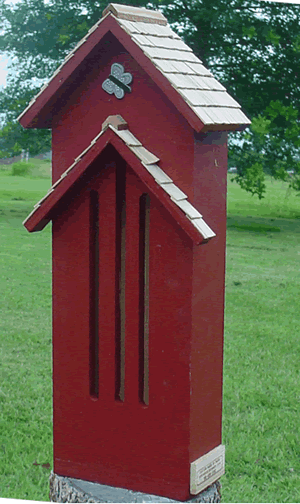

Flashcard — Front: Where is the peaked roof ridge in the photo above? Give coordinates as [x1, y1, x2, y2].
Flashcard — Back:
[18, 4, 250, 131]
[105, 117, 216, 240]
[17, 6, 169, 123]
[102, 3, 168, 25]
[24, 115, 216, 242]
[17, 12, 111, 122]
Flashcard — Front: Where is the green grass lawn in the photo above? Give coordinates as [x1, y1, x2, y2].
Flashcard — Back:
[0, 167, 52, 501]
[0, 168, 299, 502]
[223, 177, 300, 502]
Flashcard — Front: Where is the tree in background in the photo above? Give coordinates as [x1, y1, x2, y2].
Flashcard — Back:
[0, 0, 299, 196]
[230, 100, 300, 196]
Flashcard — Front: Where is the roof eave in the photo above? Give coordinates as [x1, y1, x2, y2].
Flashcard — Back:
[18, 14, 206, 132]
[23, 133, 111, 231]
[24, 128, 206, 245]
[201, 120, 251, 132]
[18, 13, 115, 129]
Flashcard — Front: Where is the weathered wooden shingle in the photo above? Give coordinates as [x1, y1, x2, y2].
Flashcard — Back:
[113, 128, 142, 147]
[139, 46, 201, 62]
[140, 35, 193, 51]
[142, 163, 173, 184]
[128, 145, 160, 165]
[119, 19, 180, 37]
[152, 59, 196, 75]
[102, 3, 168, 25]
[159, 183, 187, 202]
[174, 199, 202, 219]
[167, 74, 226, 91]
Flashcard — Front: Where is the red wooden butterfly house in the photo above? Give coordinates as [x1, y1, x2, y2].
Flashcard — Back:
[19, 4, 250, 502]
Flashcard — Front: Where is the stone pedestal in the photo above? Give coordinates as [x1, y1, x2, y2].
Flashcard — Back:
[49, 472, 221, 503]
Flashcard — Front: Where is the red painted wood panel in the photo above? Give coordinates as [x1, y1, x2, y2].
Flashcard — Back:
[24, 8, 228, 500]
[52, 183, 91, 450]
[96, 158, 117, 404]
[25, 131, 202, 245]
[52, 152, 195, 501]
[51, 35, 195, 201]
[49, 72, 228, 499]
[189, 132, 227, 462]
[19, 16, 203, 133]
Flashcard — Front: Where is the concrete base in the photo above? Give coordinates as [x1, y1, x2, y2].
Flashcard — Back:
[49, 472, 221, 503]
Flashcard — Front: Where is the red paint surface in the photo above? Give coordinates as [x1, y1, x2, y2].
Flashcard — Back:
[53, 150, 194, 500]
[19, 15, 204, 133]
[24, 22, 229, 502]
[189, 132, 228, 463]
[51, 35, 195, 197]
[25, 131, 202, 246]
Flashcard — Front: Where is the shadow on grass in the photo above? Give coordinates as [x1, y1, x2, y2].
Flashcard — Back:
[0, 204, 36, 222]
[227, 214, 300, 234]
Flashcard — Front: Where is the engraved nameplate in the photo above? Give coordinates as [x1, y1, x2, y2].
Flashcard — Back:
[190, 445, 225, 495]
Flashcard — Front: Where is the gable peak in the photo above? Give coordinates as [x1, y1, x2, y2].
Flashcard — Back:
[102, 115, 129, 131]
[102, 3, 168, 25]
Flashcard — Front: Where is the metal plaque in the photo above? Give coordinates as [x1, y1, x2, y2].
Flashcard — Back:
[190, 445, 225, 495]
[102, 63, 133, 99]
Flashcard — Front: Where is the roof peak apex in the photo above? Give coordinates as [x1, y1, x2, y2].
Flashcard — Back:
[102, 3, 168, 25]
[102, 115, 129, 131]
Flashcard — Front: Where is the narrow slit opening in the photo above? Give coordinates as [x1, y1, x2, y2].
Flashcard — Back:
[139, 193, 150, 406]
[115, 164, 126, 402]
[89, 190, 99, 399]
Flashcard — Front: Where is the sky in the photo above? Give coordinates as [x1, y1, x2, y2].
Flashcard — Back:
[0, 0, 16, 88]
[0, 55, 10, 89]
[0, 0, 299, 90]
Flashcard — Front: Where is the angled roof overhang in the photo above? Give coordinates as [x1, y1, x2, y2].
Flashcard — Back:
[18, 4, 250, 132]
[18, 14, 204, 131]
[23, 116, 216, 245]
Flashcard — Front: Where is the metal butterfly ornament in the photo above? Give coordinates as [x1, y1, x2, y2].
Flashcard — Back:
[102, 63, 133, 99]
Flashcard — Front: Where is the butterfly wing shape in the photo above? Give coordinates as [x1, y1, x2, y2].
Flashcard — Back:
[102, 79, 115, 95]
[111, 63, 124, 79]
[111, 63, 132, 94]
[114, 87, 125, 99]
[120, 73, 132, 86]
[102, 63, 132, 99]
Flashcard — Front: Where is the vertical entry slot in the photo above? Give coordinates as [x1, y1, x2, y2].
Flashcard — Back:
[139, 194, 150, 405]
[89, 190, 99, 399]
[115, 164, 126, 402]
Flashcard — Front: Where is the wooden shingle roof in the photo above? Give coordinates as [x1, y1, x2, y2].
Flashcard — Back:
[24, 115, 215, 244]
[18, 3, 250, 132]
[114, 9, 250, 129]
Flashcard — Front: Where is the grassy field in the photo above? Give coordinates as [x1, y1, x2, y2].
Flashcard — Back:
[0, 165, 52, 501]
[223, 177, 300, 502]
[0, 166, 299, 502]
